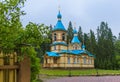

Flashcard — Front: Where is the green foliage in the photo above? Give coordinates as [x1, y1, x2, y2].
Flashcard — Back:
[0, 0, 25, 52]
[114, 40, 120, 69]
[22, 47, 40, 82]
[95, 22, 115, 69]
[66, 21, 118, 69]
[19, 22, 50, 82]
[78, 26, 83, 42]
[0, 1, 50, 82]
[67, 21, 73, 43]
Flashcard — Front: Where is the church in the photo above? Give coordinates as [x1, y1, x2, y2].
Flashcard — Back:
[43, 10, 95, 68]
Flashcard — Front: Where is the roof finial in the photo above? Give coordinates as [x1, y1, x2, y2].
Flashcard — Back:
[57, 5, 62, 19]
[73, 22, 77, 34]
[58, 5, 61, 12]
[74, 22, 76, 30]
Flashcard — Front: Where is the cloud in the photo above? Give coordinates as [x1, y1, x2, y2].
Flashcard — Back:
[21, 0, 120, 36]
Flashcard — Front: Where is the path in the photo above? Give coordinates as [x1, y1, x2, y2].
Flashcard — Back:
[44, 76, 120, 82]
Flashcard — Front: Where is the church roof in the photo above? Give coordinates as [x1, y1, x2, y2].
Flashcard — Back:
[71, 29, 80, 44]
[46, 50, 94, 57]
[73, 29, 77, 34]
[60, 50, 94, 57]
[52, 11, 66, 31]
[82, 44, 86, 49]
[46, 52, 60, 57]
[71, 36, 80, 44]
[57, 11, 62, 19]
[53, 20, 66, 31]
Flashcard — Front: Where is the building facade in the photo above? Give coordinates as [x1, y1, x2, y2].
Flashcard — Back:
[43, 11, 95, 68]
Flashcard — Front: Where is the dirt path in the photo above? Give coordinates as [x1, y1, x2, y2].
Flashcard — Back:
[44, 76, 120, 82]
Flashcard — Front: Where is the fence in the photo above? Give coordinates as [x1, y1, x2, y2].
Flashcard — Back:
[0, 52, 30, 82]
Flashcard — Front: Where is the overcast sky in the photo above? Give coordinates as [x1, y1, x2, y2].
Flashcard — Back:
[21, 0, 120, 37]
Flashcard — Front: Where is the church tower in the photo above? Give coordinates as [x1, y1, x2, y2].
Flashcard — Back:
[51, 10, 67, 52]
[71, 28, 82, 50]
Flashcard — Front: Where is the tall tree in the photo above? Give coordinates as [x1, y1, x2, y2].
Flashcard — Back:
[96, 22, 115, 69]
[89, 30, 97, 54]
[0, 1, 50, 81]
[0, 0, 25, 52]
[84, 33, 90, 50]
[114, 40, 120, 69]
[78, 26, 83, 42]
[67, 21, 73, 43]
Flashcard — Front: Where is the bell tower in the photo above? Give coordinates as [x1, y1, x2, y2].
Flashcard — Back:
[51, 10, 67, 52]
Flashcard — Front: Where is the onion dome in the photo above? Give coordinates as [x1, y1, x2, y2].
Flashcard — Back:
[57, 11, 62, 19]
[73, 29, 77, 34]
[82, 44, 85, 50]
[52, 11, 66, 31]
[71, 29, 80, 44]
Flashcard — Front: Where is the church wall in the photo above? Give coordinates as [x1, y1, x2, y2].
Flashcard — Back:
[51, 45, 67, 52]
[43, 54, 94, 68]
[52, 31, 67, 42]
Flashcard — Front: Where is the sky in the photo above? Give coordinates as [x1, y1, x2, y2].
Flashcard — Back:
[21, 0, 120, 37]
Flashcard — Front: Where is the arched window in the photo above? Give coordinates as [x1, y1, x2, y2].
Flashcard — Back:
[90, 58, 92, 64]
[54, 46, 56, 50]
[54, 33, 57, 41]
[77, 57, 80, 63]
[62, 33, 65, 41]
[53, 57, 57, 64]
[83, 57, 86, 65]
[75, 46, 77, 50]
[88, 58, 92, 64]
[73, 57, 77, 64]
[68, 57, 70, 64]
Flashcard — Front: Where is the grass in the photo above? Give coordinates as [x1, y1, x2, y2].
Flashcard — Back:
[40, 69, 120, 76]
[36, 79, 43, 82]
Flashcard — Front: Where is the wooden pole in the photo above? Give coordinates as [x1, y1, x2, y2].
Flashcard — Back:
[9, 54, 14, 82]
[0, 52, 4, 82]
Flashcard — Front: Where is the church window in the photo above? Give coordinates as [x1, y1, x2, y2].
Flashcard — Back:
[53, 57, 57, 64]
[83, 57, 86, 65]
[54, 46, 56, 50]
[88, 58, 92, 64]
[75, 46, 77, 50]
[45, 58, 47, 64]
[54, 33, 57, 41]
[73, 57, 77, 64]
[62, 33, 65, 41]
[77, 57, 80, 63]
[68, 57, 70, 64]
[90, 58, 92, 64]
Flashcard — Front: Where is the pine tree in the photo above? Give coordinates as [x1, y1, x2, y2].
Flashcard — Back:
[67, 21, 73, 43]
[89, 30, 97, 54]
[96, 21, 115, 69]
[84, 33, 90, 50]
[78, 26, 83, 42]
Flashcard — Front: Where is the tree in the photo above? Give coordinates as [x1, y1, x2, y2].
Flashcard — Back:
[84, 33, 90, 50]
[67, 21, 73, 43]
[0, 1, 50, 82]
[0, 0, 26, 52]
[78, 26, 83, 42]
[96, 22, 115, 69]
[114, 40, 120, 69]
[89, 30, 97, 54]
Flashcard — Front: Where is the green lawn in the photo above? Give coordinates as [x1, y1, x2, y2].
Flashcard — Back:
[40, 69, 120, 76]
